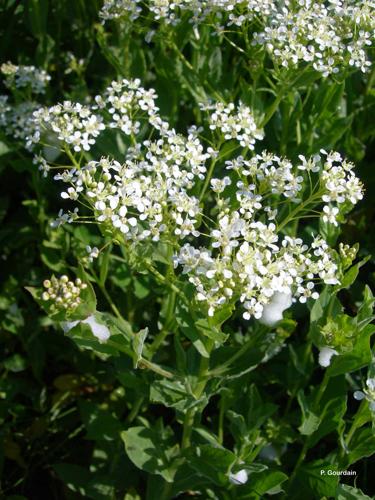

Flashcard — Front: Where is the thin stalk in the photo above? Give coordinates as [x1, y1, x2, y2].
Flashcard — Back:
[138, 358, 175, 379]
[90, 270, 124, 321]
[199, 155, 218, 202]
[147, 263, 188, 304]
[289, 370, 330, 486]
[277, 191, 324, 232]
[218, 394, 226, 445]
[181, 347, 212, 449]
[208, 330, 263, 377]
[126, 396, 145, 424]
[338, 399, 367, 462]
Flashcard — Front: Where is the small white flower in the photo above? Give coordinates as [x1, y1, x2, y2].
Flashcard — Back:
[322, 205, 339, 226]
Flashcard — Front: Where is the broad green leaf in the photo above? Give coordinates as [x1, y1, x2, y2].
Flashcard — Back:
[344, 427, 375, 467]
[328, 325, 375, 376]
[150, 379, 208, 412]
[121, 425, 180, 482]
[195, 318, 228, 344]
[336, 484, 372, 500]
[175, 300, 210, 358]
[184, 444, 236, 486]
[290, 461, 339, 499]
[338, 257, 371, 291]
[297, 390, 321, 436]
[237, 470, 288, 499]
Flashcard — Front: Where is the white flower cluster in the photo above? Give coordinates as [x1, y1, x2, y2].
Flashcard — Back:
[100, 0, 278, 25]
[0, 99, 41, 149]
[226, 152, 304, 200]
[94, 78, 159, 135]
[253, 1, 374, 76]
[320, 150, 364, 226]
[55, 127, 212, 242]
[100, 1, 374, 77]
[99, 0, 142, 21]
[354, 377, 375, 412]
[201, 101, 264, 149]
[1, 62, 51, 94]
[31, 102, 105, 152]
[31, 78, 363, 323]
[174, 222, 337, 319]
[42, 275, 87, 312]
[0, 95, 10, 127]
[0, 64, 52, 149]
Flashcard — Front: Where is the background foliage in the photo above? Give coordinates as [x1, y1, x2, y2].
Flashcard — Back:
[0, 1, 375, 499]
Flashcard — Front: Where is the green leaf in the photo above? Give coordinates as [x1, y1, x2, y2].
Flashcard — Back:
[0, 142, 10, 157]
[121, 425, 180, 483]
[297, 390, 321, 436]
[309, 393, 347, 448]
[327, 325, 375, 376]
[291, 461, 339, 499]
[227, 410, 248, 444]
[237, 470, 288, 498]
[247, 385, 278, 430]
[175, 300, 210, 357]
[339, 257, 371, 291]
[99, 245, 111, 286]
[53, 464, 115, 500]
[184, 444, 236, 486]
[150, 379, 208, 412]
[132, 327, 149, 368]
[344, 427, 375, 467]
[79, 400, 122, 441]
[357, 286, 375, 326]
[195, 318, 228, 344]
[3, 354, 27, 373]
[336, 484, 372, 500]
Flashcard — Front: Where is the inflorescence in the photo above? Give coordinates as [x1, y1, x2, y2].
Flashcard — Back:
[42, 275, 87, 313]
[100, 0, 374, 77]
[19, 77, 364, 323]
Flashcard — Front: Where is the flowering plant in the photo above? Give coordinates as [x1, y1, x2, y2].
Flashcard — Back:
[1, 1, 375, 498]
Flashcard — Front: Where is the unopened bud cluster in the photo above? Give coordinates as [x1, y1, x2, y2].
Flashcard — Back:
[42, 275, 87, 312]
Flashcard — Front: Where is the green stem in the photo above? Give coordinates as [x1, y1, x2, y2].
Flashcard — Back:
[181, 407, 196, 450]
[126, 396, 144, 424]
[338, 399, 367, 463]
[277, 191, 323, 232]
[149, 291, 176, 357]
[218, 394, 226, 445]
[138, 358, 175, 379]
[181, 346, 212, 449]
[147, 263, 188, 304]
[199, 155, 218, 202]
[208, 329, 264, 377]
[107, 339, 174, 379]
[64, 146, 81, 169]
[289, 370, 330, 486]
[91, 270, 124, 321]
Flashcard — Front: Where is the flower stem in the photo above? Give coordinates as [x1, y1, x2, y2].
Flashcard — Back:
[289, 370, 330, 486]
[181, 344, 212, 449]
